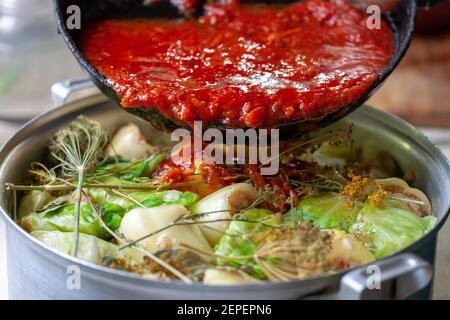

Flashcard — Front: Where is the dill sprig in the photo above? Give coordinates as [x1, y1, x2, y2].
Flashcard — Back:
[49, 116, 108, 257]
[180, 222, 334, 281]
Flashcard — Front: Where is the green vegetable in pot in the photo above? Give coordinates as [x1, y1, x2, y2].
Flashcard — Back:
[32, 231, 143, 264]
[94, 153, 165, 180]
[296, 193, 360, 230]
[189, 183, 260, 246]
[48, 115, 109, 258]
[118, 205, 212, 254]
[301, 143, 398, 178]
[19, 178, 198, 241]
[349, 200, 436, 258]
[87, 177, 198, 210]
[94, 160, 147, 180]
[21, 203, 126, 240]
[214, 208, 291, 278]
[296, 189, 436, 259]
[17, 190, 52, 220]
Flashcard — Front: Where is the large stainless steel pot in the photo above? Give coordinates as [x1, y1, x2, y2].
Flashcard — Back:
[0, 80, 449, 300]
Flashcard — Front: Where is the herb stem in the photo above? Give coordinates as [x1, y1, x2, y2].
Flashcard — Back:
[5, 180, 204, 192]
[72, 168, 84, 257]
[83, 192, 191, 284]
[389, 195, 425, 205]
[119, 218, 279, 251]
[179, 242, 253, 261]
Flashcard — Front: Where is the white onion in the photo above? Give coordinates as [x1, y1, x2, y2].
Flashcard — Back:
[106, 123, 152, 160]
[327, 230, 374, 267]
[203, 268, 258, 285]
[118, 205, 212, 254]
[189, 183, 260, 246]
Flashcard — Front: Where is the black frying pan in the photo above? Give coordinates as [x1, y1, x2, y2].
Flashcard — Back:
[53, 0, 432, 135]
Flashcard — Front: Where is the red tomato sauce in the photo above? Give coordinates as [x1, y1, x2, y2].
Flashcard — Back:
[79, 0, 394, 128]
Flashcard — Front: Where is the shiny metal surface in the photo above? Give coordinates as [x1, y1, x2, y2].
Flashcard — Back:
[0, 0, 84, 121]
[51, 78, 102, 108]
[0, 92, 449, 299]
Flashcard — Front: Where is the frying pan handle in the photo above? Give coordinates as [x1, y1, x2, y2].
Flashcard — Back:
[317, 253, 433, 300]
[51, 78, 102, 107]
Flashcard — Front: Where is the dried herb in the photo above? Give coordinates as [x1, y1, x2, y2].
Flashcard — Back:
[48, 116, 108, 257]
[181, 222, 334, 281]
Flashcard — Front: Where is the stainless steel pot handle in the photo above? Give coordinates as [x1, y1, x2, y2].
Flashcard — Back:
[51, 78, 102, 107]
[317, 253, 433, 300]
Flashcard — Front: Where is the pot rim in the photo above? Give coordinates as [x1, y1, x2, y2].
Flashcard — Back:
[0, 96, 449, 292]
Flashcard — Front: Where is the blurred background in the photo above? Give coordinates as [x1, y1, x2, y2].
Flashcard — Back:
[0, 0, 449, 299]
[0, 0, 83, 125]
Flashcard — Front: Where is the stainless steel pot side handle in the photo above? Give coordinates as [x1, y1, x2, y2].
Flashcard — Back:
[51, 78, 102, 107]
[313, 253, 433, 300]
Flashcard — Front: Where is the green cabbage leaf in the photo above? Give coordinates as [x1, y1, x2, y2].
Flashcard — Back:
[86, 177, 198, 211]
[93, 154, 165, 180]
[349, 200, 436, 258]
[296, 193, 359, 230]
[32, 231, 143, 264]
[21, 203, 125, 240]
[214, 208, 299, 278]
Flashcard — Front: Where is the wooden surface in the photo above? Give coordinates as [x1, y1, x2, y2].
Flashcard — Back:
[368, 32, 450, 127]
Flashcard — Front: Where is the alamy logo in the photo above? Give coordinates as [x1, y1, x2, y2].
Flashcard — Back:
[366, 5, 381, 30]
[366, 265, 381, 290]
[66, 265, 81, 290]
[171, 121, 280, 175]
[66, 5, 81, 30]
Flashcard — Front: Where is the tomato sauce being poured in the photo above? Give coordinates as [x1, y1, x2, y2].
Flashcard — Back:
[79, 0, 394, 128]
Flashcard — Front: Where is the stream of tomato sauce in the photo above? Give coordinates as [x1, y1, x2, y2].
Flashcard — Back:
[79, 0, 394, 128]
